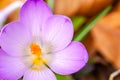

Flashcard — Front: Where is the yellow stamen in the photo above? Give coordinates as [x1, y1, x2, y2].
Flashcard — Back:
[31, 67, 38, 70]
[32, 57, 43, 66]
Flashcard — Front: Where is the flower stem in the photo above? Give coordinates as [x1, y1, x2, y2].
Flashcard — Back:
[73, 6, 112, 41]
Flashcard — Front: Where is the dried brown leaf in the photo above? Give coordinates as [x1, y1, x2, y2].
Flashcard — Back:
[91, 3, 120, 68]
[0, 0, 16, 10]
[54, 0, 112, 17]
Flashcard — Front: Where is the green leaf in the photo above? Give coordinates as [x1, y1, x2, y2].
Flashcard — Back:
[47, 0, 54, 10]
[19, 78, 23, 80]
[73, 6, 112, 41]
[72, 16, 86, 31]
[56, 74, 74, 80]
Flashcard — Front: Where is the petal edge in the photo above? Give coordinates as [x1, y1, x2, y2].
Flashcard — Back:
[49, 41, 88, 75]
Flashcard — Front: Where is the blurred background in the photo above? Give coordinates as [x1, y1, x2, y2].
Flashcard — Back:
[0, 0, 120, 80]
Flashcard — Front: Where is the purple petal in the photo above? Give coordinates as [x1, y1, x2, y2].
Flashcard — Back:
[0, 49, 28, 80]
[42, 15, 74, 52]
[49, 41, 88, 75]
[0, 22, 31, 56]
[23, 66, 56, 80]
[20, 0, 52, 36]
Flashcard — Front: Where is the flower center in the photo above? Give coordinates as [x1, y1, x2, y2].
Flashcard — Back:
[30, 43, 46, 69]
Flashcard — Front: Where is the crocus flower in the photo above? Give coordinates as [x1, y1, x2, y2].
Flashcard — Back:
[0, 0, 88, 80]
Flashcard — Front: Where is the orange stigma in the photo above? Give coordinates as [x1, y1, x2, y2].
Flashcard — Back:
[30, 43, 42, 56]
